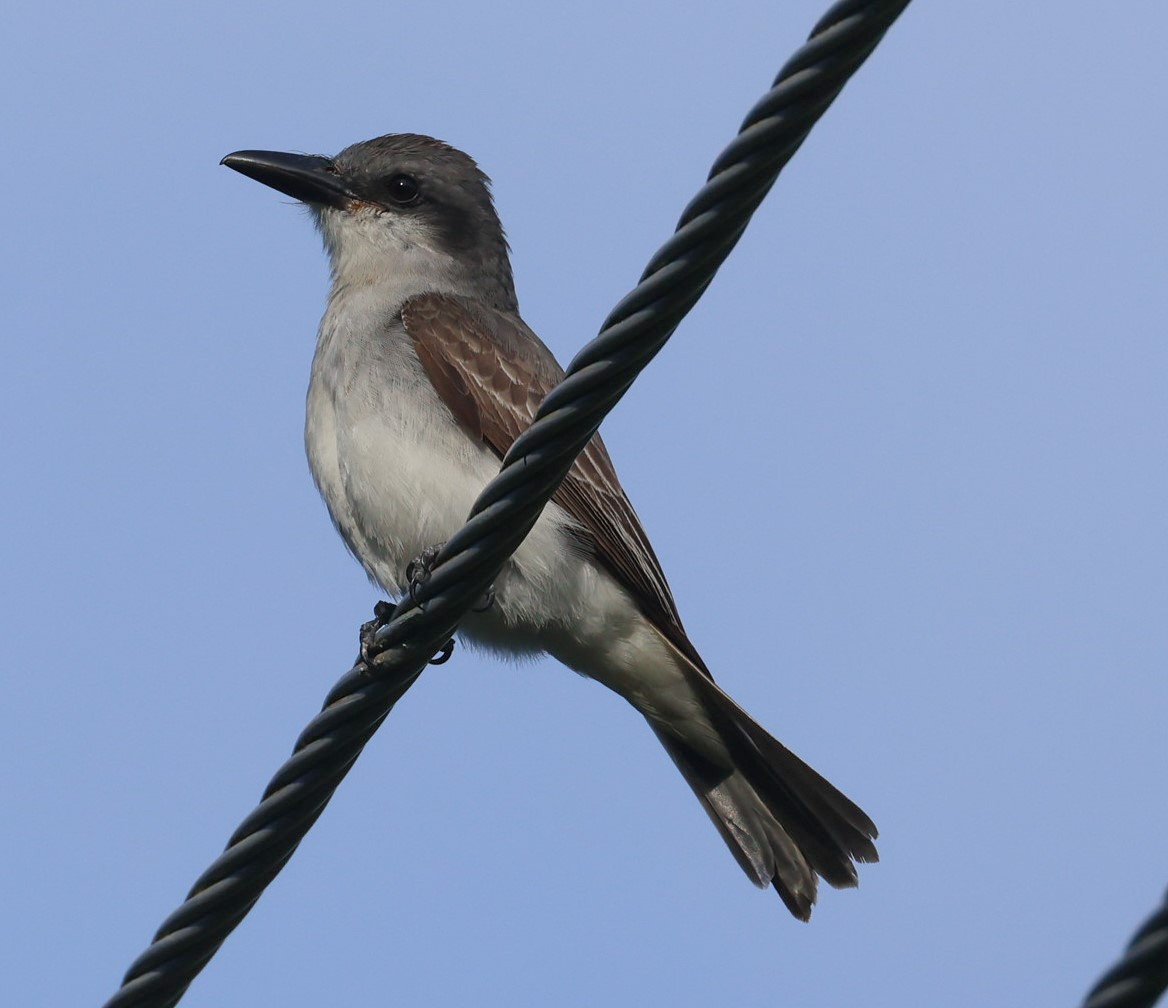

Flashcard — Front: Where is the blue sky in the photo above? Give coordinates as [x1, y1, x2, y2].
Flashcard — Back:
[4, 2, 1166, 1006]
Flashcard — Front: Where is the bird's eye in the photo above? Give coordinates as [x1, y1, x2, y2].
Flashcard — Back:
[385, 174, 420, 205]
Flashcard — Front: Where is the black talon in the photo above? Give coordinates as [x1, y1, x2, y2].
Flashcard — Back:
[358, 600, 395, 665]
[406, 543, 445, 605]
[429, 638, 455, 664]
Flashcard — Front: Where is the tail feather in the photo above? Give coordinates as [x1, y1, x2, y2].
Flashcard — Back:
[729, 706, 879, 864]
[654, 727, 820, 919]
[649, 654, 878, 919]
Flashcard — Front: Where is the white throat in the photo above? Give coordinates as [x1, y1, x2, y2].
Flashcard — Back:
[314, 205, 463, 300]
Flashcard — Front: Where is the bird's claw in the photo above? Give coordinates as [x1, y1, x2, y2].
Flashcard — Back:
[405, 542, 445, 605]
[429, 638, 455, 664]
[358, 600, 456, 667]
[358, 600, 395, 665]
[389, 541, 483, 666]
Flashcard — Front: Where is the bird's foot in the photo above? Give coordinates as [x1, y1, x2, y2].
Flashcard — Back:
[358, 599, 456, 667]
[395, 541, 490, 664]
[403, 543, 458, 664]
[406, 541, 494, 613]
[406, 542, 445, 604]
[358, 600, 395, 665]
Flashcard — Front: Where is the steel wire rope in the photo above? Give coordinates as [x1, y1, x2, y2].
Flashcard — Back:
[1081, 889, 1168, 1008]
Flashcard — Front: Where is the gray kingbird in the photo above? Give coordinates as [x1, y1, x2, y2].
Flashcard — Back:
[221, 133, 877, 919]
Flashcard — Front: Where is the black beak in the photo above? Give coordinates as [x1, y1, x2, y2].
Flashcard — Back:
[221, 150, 352, 208]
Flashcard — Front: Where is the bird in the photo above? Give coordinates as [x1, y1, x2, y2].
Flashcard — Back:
[221, 133, 877, 919]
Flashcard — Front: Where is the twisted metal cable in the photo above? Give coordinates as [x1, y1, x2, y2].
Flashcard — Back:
[103, 2, 911, 1005]
[1081, 889, 1168, 1008]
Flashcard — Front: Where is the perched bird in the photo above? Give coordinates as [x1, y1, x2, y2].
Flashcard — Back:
[222, 133, 877, 918]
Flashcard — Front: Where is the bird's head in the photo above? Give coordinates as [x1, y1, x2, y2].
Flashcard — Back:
[222, 133, 516, 310]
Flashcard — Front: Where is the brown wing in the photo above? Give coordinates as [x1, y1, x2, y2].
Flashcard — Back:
[401, 292, 707, 673]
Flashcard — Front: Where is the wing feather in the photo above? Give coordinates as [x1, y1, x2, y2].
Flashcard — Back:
[402, 292, 706, 672]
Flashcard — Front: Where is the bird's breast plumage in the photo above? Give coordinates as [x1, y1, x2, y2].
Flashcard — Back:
[305, 282, 636, 665]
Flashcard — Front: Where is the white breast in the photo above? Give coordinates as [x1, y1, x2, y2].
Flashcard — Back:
[306, 281, 638, 663]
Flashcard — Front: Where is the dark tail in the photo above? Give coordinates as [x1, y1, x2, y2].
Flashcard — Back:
[652, 675, 877, 920]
